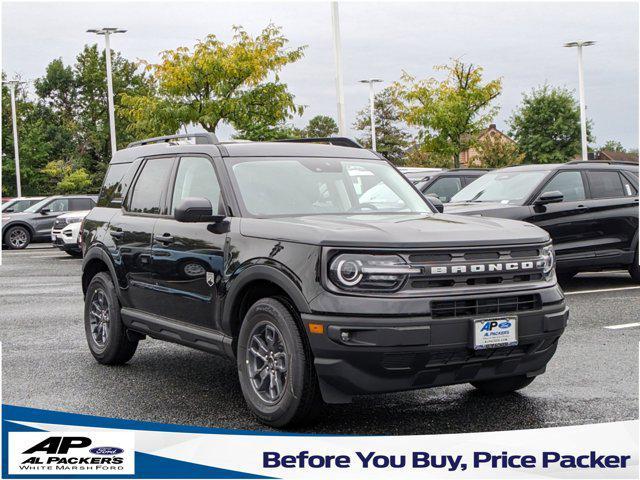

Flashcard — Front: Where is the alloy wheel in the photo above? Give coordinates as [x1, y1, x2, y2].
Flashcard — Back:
[8, 228, 28, 248]
[89, 288, 110, 347]
[246, 321, 288, 403]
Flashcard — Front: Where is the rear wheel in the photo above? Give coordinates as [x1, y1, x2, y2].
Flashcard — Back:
[237, 297, 323, 427]
[84, 272, 138, 364]
[4, 225, 30, 250]
[471, 375, 535, 394]
[629, 249, 640, 283]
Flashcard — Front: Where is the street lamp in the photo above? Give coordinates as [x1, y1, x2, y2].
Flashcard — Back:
[359, 79, 383, 151]
[330, 2, 346, 136]
[564, 40, 595, 161]
[87, 27, 127, 155]
[3, 79, 25, 197]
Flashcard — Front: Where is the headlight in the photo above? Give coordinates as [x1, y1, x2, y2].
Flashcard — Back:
[541, 244, 555, 274]
[64, 217, 84, 225]
[328, 253, 420, 291]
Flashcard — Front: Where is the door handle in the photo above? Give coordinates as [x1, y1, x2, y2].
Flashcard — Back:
[110, 229, 124, 239]
[154, 234, 174, 244]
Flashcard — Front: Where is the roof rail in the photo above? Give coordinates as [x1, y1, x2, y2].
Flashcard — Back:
[127, 133, 219, 148]
[566, 159, 637, 166]
[275, 137, 363, 149]
[448, 168, 491, 172]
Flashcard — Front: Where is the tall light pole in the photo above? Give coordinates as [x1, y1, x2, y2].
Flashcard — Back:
[564, 40, 595, 161]
[359, 79, 383, 151]
[3, 80, 24, 197]
[87, 27, 127, 155]
[330, 2, 346, 136]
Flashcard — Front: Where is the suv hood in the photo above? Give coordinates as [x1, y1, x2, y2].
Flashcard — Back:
[240, 213, 548, 248]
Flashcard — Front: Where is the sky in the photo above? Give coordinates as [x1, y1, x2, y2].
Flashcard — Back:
[2, 1, 639, 148]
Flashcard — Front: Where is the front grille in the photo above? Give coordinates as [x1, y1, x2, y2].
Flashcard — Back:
[53, 218, 67, 229]
[401, 245, 546, 291]
[431, 294, 541, 318]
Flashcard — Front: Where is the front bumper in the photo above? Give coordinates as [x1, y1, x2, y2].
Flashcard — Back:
[52, 234, 81, 252]
[301, 286, 568, 403]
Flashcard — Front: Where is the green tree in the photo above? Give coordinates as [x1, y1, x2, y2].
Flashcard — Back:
[599, 140, 626, 152]
[234, 122, 302, 141]
[353, 87, 411, 165]
[42, 160, 92, 194]
[121, 25, 305, 138]
[509, 85, 593, 164]
[392, 59, 502, 168]
[304, 115, 338, 137]
[473, 135, 524, 168]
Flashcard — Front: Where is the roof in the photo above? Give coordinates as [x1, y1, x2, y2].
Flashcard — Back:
[500, 161, 638, 172]
[111, 139, 381, 164]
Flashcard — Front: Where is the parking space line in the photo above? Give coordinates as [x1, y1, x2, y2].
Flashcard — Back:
[604, 322, 640, 330]
[565, 286, 640, 296]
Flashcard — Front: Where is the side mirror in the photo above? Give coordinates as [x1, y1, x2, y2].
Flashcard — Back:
[535, 190, 564, 205]
[174, 197, 225, 223]
[5, 208, 14, 213]
[40, 208, 50, 215]
[425, 194, 444, 213]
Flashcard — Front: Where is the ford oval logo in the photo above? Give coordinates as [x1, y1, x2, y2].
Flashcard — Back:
[498, 322, 512, 329]
[90, 447, 124, 455]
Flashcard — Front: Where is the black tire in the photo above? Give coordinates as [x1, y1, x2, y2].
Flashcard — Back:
[471, 375, 535, 394]
[629, 249, 640, 283]
[84, 272, 138, 365]
[237, 297, 323, 428]
[4, 225, 31, 250]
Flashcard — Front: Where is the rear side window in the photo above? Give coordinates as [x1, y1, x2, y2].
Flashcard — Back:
[69, 198, 94, 211]
[423, 177, 463, 202]
[98, 163, 133, 208]
[127, 158, 174, 214]
[540, 171, 586, 202]
[171, 156, 223, 214]
[586, 171, 625, 198]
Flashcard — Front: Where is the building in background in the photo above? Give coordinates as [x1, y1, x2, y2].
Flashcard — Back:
[460, 124, 516, 167]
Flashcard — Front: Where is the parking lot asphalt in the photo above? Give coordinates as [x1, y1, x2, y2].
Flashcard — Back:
[1, 244, 639, 434]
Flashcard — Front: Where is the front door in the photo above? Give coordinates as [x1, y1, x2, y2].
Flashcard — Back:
[525, 170, 594, 264]
[32, 198, 70, 237]
[149, 155, 227, 329]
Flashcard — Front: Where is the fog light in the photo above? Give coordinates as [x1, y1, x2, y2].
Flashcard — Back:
[341, 331, 351, 342]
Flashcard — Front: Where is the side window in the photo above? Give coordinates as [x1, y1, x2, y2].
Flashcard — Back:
[47, 199, 69, 212]
[127, 158, 174, 214]
[423, 177, 463, 202]
[586, 170, 625, 199]
[540, 171, 586, 202]
[69, 198, 94, 211]
[98, 163, 133, 208]
[620, 172, 638, 196]
[171, 156, 223, 214]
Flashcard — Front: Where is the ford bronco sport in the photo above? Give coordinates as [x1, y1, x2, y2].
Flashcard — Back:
[81, 133, 568, 427]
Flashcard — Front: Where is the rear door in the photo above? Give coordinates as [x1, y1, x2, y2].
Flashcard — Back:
[583, 169, 639, 258]
[149, 155, 227, 328]
[108, 156, 176, 313]
[32, 198, 70, 237]
[525, 170, 594, 262]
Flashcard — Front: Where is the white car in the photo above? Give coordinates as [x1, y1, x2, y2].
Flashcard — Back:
[51, 210, 90, 257]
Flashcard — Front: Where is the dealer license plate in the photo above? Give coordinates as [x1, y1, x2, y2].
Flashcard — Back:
[473, 316, 518, 350]
[51, 234, 56, 241]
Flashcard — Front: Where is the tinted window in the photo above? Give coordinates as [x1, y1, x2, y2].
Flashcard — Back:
[69, 198, 94, 210]
[451, 171, 550, 205]
[171, 156, 222, 214]
[128, 158, 174, 214]
[46, 199, 69, 212]
[586, 171, 625, 198]
[540, 171, 586, 202]
[98, 163, 133, 208]
[423, 177, 463, 202]
[620, 173, 638, 196]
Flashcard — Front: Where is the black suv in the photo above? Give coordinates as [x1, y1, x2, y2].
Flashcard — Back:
[81, 134, 567, 427]
[446, 161, 639, 281]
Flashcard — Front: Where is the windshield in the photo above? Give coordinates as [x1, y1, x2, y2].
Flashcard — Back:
[228, 158, 432, 217]
[24, 197, 53, 213]
[450, 170, 550, 205]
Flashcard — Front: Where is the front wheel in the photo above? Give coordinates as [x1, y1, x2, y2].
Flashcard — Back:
[84, 272, 138, 365]
[629, 249, 640, 283]
[471, 375, 535, 394]
[4, 225, 31, 250]
[237, 298, 323, 427]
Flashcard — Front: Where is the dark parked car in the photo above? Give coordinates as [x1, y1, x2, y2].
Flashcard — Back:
[81, 133, 566, 427]
[417, 169, 489, 202]
[1, 196, 45, 213]
[446, 161, 639, 281]
[2, 195, 97, 249]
